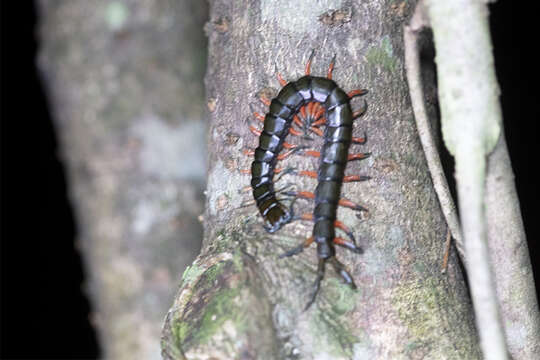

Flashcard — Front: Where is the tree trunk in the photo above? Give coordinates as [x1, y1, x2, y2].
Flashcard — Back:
[162, 1, 481, 359]
[37, 1, 208, 358]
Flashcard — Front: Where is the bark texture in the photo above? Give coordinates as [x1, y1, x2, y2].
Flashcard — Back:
[162, 1, 481, 359]
[485, 135, 540, 358]
[37, 1, 208, 358]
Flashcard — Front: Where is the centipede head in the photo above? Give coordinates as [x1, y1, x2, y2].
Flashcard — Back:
[262, 204, 294, 233]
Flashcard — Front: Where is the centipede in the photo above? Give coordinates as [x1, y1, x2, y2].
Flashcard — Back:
[246, 51, 370, 308]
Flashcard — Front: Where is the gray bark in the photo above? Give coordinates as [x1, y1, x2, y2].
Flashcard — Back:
[162, 1, 481, 359]
[37, 1, 208, 358]
[485, 135, 540, 359]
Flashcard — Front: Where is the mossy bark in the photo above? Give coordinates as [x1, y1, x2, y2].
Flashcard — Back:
[162, 0, 481, 359]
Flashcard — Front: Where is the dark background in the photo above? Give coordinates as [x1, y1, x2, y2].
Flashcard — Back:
[1, 1, 538, 359]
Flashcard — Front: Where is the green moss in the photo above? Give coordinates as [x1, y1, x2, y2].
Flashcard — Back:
[195, 287, 245, 344]
[203, 262, 225, 285]
[309, 305, 360, 357]
[413, 260, 427, 275]
[161, 336, 185, 360]
[232, 248, 244, 273]
[175, 286, 245, 349]
[172, 259, 253, 352]
[181, 263, 204, 286]
[172, 321, 190, 349]
[210, 228, 235, 254]
[326, 278, 358, 315]
[366, 36, 397, 73]
[392, 277, 480, 358]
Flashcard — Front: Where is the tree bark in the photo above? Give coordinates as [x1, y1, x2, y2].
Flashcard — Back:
[37, 1, 208, 358]
[162, 1, 481, 359]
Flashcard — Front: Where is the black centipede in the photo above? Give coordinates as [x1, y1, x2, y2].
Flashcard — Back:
[247, 52, 370, 308]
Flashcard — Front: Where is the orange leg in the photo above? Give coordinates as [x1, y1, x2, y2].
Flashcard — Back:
[300, 105, 307, 120]
[347, 152, 371, 161]
[277, 73, 287, 86]
[300, 150, 369, 162]
[327, 55, 336, 79]
[253, 111, 265, 122]
[283, 142, 298, 150]
[333, 237, 363, 254]
[338, 198, 368, 212]
[289, 127, 303, 136]
[353, 109, 366, 119]
[311, 118, 326, 127]
[293, 114, 304, 128]
[298, 170, 317, 178]
[306, 102, 315, 117]
[296, 169, 369, 183]
[352, 100, 367, 119]
[304, 150, 320, 158]
[249, 125, 261, 136]
[352, 134, 367, 144]
[289, 190, 315, 200]
[277, 148, 300, 160]
[305, 50, 315, 75]
[310, 127, 324, 137]
[348, 89, 368, 98]
[313, 107, 325, 122]
[343, 175, 371, 182]
[239, 184, 252, 193]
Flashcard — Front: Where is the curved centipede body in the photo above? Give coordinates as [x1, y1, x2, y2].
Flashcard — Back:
[249, 52, 370, 308]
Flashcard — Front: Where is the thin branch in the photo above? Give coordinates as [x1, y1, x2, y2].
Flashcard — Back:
[404, 2, 466, 264]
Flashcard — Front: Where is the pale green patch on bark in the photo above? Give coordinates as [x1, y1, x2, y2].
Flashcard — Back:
[366, 36, 397, 74]
[105, 1, 128, 30]
[392, 276, 481, 359]
[174, 286, 245, 348]
[260, 0, 344, 34]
